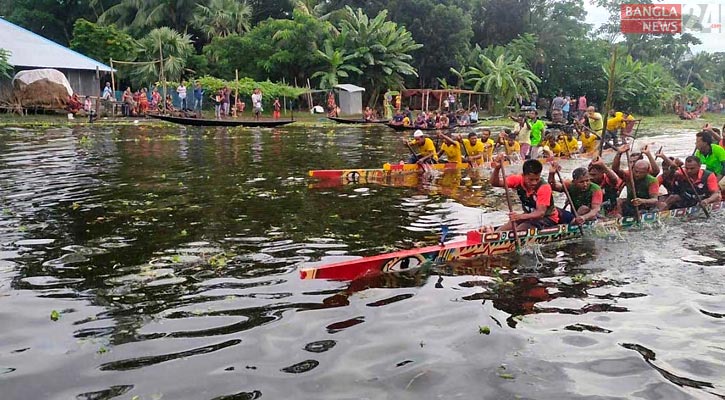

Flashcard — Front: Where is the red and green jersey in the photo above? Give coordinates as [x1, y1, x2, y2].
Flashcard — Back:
[622, 171, 659, 199]
[565, 181, 603, 210]
[505, 175, 559, 223]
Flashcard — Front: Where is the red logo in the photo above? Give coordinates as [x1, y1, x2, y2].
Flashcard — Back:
[621, 4, 682, 33]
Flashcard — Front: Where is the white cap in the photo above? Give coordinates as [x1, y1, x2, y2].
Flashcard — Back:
[413, 130, 424, 138]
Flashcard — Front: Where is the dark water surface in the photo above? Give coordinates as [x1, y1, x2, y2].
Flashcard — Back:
[1, 124, 724, 399]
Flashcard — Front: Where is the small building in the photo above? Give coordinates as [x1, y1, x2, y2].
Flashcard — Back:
[334, 84, 365, 116]
[0, 17, 113, 99]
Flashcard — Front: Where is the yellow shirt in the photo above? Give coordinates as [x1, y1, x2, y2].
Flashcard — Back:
[580, 133, 598, 153]
[606, 112, 623, 131]
[558, 137, 579, 155]
[440, 141, 462, 163]
[482, 138, 496, 160]
[409, 137, 438, 161]
[462, 138, 485, 159]
[504, 140, 520, 155]
[402, 116, 411, 126]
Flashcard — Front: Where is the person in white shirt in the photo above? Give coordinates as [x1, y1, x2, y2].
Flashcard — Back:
[251, 88, 263, 120]
[177, 81, 187, 110]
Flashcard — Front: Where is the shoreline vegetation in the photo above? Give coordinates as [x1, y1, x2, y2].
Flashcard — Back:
[0, 112, 720, 132]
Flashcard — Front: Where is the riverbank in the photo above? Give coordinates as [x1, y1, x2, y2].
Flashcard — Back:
[0, 111, 721, 131]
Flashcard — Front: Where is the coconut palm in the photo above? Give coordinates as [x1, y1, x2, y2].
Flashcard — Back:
[465, 54, 540, 112]
[133, 27, 194, 84]
[311, 39, 362, 89]
[98, 0, 198, 35]
[192, 0, 253, 39]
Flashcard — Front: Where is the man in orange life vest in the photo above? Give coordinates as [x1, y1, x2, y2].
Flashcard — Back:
[490, 155, 562, 231]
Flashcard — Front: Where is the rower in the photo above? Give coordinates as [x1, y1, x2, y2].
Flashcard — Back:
[548, 163, 603, 224]
[558, 131, 579, 157]
[403, 130, 438, 164]
[577, 125, 600, 154]
[503, 131, 521, 158]
[491, 156, 561, 230]
[613, 144, 661, 179]
[613, 155, 665, 217]
[460, 132, 485, 165]
[437, 132, 463, 164]
[694, 130, 725, 181]
[654, 154, 684, 210]
[587, 158, 622, 216]
[480, 128, 496, 161]
[658, 153, 721, 208]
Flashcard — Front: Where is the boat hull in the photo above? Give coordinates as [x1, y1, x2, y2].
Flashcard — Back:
[328, 117, 388, 124]
[300, 201, 723, 281]
[148, 114, 295, 127]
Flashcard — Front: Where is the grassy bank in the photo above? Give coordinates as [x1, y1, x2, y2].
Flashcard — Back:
[0, 110, 721, 131]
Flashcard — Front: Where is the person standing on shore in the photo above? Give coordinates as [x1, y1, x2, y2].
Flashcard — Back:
[193, 81, 203, 114]
[177, 81, 187, 110]
[252, 88, 263, 120]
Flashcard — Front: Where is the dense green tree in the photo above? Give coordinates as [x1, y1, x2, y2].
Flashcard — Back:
[133, 27, 194, 85]
[203, 11, 331, 82]
[338, 7, 422, 105]
[380, 0, 473, 88]
[69, 19, 137, 64]
[247, 0, 293, 24]
[192, 0, 252, 40]
[0, 0, 108, 45]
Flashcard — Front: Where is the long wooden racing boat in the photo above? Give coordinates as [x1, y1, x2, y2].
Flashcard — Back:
[328, 116, 388, 125]
[386, 122, 478, 132]
[149, 114, 295, 127]
[300, 201, 724, 281]
[307, 153, 601, 182]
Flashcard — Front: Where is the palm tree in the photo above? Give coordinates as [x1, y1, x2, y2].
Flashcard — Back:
[465, 54, 540, 113]
[339, 7, 422, 106]
[311, 39, 362, 89]
[99, 0, 198, 35]
[133, 27, 194, 84]
[0, 49, 12, 79]
[192, 0, 253, 40]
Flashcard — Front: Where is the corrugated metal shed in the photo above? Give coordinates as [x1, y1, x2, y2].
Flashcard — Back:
[0, 17, 112, 72]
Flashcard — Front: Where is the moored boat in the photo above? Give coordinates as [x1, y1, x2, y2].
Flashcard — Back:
[328, 116, 388, 124]
[148, 114, 295, 127]
[299, 201, 723, 281]
[386, 122, 478, 132]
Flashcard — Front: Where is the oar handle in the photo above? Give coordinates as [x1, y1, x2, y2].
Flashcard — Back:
[499, 162, 522, 251]
[623, 149, 642, 222]
[555, 169, 586, 236]
[677, 165, 711, 218]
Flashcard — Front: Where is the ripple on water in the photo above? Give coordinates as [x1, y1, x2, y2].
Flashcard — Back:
[14, 238, 55, 246]
[41, 252, 89, 268]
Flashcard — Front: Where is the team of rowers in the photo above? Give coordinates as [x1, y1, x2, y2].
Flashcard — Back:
[404, 123, 725, 231]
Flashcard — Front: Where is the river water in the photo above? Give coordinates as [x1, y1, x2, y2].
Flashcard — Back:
[0, 124, 723, 399]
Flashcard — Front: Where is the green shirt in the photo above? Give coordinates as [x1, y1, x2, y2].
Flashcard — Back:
[588, 112, 603, 134]
[695, 144, 725, 176]
[530, 119, 545, 146]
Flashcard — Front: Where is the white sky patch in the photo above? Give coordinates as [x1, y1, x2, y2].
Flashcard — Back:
[584, 0, 725, 54]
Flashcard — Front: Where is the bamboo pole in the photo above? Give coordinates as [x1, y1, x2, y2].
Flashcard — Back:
[158, 40, 166, 114]
[110, 59, 116, 95]
[599, 45, 618, 157]
[234, 69, 239, 117]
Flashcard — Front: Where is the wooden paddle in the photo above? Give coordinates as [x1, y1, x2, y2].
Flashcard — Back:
[677, 165, 711, 219]
[553, 166, 586, 237]
[623, 149, 642, 223]
[499, 161, 522, 251]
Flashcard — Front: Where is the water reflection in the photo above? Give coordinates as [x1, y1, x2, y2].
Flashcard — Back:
[0, 124, 723, 399]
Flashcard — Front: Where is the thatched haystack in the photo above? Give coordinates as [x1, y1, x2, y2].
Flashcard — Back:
[10, 69, 73, 110]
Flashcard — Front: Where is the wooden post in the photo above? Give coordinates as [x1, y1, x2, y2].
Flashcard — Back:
[159, 40, 166, 114]
[234, 69, 239, 117]
[109, 59, 116, 95]
[282, 77, 287, 116]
